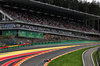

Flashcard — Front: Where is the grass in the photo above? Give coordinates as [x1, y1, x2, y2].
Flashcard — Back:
[48, 46, 99, 66]
[92, 51, 97, 66]
[99, 51, 100, 58]
[92, 50, 100, 66]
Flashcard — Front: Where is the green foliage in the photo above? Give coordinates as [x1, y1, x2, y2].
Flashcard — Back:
[35, 0, 100, 16]
[92, 51, 97, 66]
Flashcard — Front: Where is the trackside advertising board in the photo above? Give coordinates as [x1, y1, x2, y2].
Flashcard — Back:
[2, 30, 17, 36]
[27, 31, 35, 38]
[18, 30, 43, 39]
[18, 30, 27, 37]
[35, 32, 43, 39]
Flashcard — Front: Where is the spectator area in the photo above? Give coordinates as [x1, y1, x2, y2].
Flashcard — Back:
[0, 7, 98, 33]
[0, 0, 100, 45]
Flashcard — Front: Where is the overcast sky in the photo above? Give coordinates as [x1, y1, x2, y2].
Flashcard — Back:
[85, 0, 100, 2]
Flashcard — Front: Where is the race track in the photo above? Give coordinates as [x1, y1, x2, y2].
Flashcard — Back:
[0, 43, 100, 66]
[82, 47, 98, 66]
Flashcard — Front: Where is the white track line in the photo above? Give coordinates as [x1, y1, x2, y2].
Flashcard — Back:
[82, 47, 98, 66]
[44, 46, 94, 66]
[82, 49, 88, 66]
[91, 49, 97, 66]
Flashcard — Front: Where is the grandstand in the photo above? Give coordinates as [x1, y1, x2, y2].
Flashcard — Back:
[0, 0, 100, 45]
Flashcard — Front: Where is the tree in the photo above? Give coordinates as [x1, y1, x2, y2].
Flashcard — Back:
[35, 0, 100, 16]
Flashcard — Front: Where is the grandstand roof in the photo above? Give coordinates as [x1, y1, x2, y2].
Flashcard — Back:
[1, 0, 100, 19]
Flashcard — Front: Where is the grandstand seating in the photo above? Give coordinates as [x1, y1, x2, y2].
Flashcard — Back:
[0, 7, 98, 34]
[0, 5, 99, 41]
[0, 23, 90, 39]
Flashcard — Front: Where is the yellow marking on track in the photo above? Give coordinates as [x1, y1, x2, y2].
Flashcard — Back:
[9, 45, 19, 47]
[0, 45, 80, 58]
[14, 49, 58, 66]
[15, 55, 36, 66]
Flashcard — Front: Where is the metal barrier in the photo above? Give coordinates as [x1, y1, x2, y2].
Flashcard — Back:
[95, 47, 100, 66]
[0, 40, 99, 52]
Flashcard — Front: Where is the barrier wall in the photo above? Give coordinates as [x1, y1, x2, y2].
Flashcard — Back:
[95, 47, 100, 66]
[0, 40, 98, 51]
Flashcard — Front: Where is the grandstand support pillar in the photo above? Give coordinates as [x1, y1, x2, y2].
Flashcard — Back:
[4, 15, 5, 21]
[85, 20, 88, 26]
[99, 19, 100, 32]
[88, 20, 92, 28]
[92, 20, 95, 29]
[2, 14, 3, 21]
[2, 15, 6, 21]
[98, 19, 100, 31]
[86, 19, 90, 26]
[31, 38, 33, 43]
[87, 20, 90, 26]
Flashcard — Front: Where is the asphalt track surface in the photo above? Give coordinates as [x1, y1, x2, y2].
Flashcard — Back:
[0, 44, 81, 53]
[0, 43, 100, 66]
[0, 43, 96, 53]
[83, 47, 99, 66]
[20, 44, 100, 66]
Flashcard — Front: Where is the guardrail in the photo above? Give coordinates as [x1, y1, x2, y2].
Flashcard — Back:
[95, 47, 100, 66]
[0, 43, 31, 51]
[0, 40, 98, 51]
